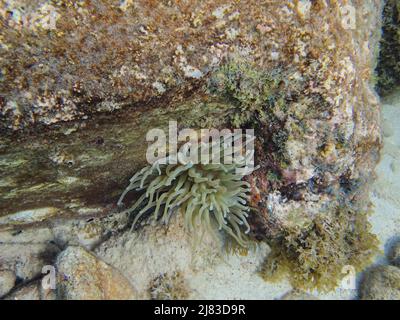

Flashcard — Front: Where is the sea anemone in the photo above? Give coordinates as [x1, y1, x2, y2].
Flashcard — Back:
[118, 136, 255, 247]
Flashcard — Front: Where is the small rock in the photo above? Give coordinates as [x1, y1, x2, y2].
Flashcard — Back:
[359, 265, 400, 300]
[0, 270, 16, 298]
[388, 240, 400, 267]
[279, 289, 318, 300]
[56, 246, 136, 300]
[0, 243, 60, 282]
[390, 161, 398, 173]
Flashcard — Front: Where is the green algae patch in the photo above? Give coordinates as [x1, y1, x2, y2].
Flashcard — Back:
[208, 60, 287, 128]
[260, 207, 379, 292]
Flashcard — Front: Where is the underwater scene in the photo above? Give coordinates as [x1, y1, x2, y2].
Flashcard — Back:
[0, 0, 399, 303]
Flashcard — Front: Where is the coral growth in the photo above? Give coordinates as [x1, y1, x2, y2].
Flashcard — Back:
[118, 137, 254, 247]
[149, 271, 189, 300]
[209, 60, 286, 128]
[208, 59, 292, 169]
[260, 208, 379, 292]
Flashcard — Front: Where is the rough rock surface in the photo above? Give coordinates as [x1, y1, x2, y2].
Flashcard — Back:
[359, 265, 400, 300]
[388, 240, 400, 268]
[0, 269, 16, 298]
[0, 242, 60, 282]
[56, 246, 137, 300]
[94, 213, 220, 298]
[0, 0, 383, 225]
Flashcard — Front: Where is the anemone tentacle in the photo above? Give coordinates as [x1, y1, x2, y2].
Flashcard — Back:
[119, 138, 254, 246]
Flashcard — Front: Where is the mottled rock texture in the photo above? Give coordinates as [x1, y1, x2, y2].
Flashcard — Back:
[388, 239, 400, 267]
[56, 246, 137, 300]
[359, 265, 400, 300]
[149, 271, 190, 300]
[0, 0, 384, 294]
[0, 241, 60, 282]
[4, 282, 41, 300]
[279, 289, 318, 300]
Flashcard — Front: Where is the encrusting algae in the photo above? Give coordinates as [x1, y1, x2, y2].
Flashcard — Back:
[259, 207, 379, 292]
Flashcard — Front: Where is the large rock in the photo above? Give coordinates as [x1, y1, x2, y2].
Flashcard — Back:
[0, 242, 60, 282]
[56, 246, 137, 300]
[4, 282, 41, 300]
[279, 289, 318, 300]
[0, 269, 16, 298]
